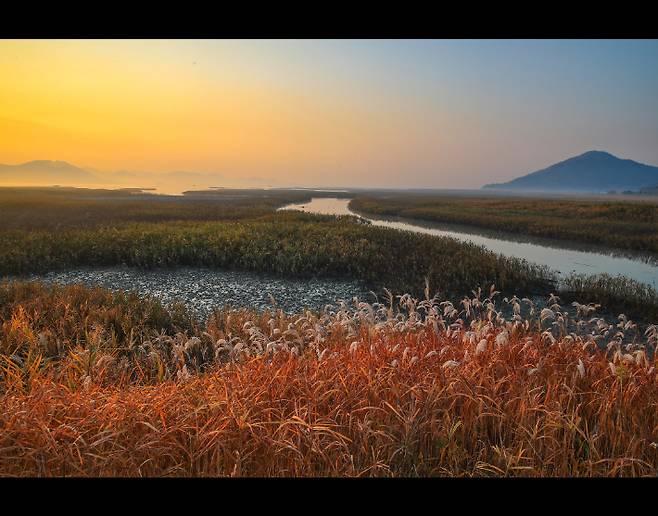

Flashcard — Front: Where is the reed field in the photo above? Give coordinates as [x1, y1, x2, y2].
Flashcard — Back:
[2, 188, 658, 477]
[0, 187, 318, 229]
[350, 195, 658, 255]
[1, 281, 657, 476]
[0, 189, 553, 299]
[5, 37, 658, 479]
[561, 274, 658, 322]
[2, 187, 657, 323]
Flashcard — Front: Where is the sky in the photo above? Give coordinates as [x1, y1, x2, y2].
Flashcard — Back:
[1, 39, 657, 189]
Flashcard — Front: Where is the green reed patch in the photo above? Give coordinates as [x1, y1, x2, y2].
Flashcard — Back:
[560, 273, 658, 321]
[0, 211, 554, 299]
[351, 195, 658, 255]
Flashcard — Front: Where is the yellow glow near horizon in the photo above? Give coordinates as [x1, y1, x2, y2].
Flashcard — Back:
[5, 39, 656, 188]
[1, 40, 446, 187]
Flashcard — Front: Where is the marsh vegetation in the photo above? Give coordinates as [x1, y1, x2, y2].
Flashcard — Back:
[0, 188, 552, 300]
[351, 195, 658, 256]
[1, 281, 656, 476]
[2, 187, 658, 477]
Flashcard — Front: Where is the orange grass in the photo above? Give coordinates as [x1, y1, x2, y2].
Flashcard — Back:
[1, 285, 658, 476]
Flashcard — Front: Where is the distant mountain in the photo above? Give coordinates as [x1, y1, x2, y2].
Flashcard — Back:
[0, 160, 100, 185]
[483, 151, 658, 192]
[0, 161, 235, 191]
[637, 184, 658, 195]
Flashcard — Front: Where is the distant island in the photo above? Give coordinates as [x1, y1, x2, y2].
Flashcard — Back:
[0, 160, 101, 185]
[483, 151, 658, 193]
[0, 160, 228, 190]
[4, 152, 658, 195]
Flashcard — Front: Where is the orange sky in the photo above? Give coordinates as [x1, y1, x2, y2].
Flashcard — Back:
[0, 40, 446, 187]
[2, 39, 657, 188]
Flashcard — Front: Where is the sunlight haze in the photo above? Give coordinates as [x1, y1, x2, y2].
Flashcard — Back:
[1, 39, 657, 189]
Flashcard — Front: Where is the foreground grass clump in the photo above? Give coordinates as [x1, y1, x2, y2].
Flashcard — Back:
[0, 281, 195, 362]
[1, 282, 657, 476]
[561, 273, 658, 322]
[351, 195, 658, 255]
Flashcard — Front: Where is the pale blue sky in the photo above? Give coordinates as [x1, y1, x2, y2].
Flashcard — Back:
[232, 39, 658, 186]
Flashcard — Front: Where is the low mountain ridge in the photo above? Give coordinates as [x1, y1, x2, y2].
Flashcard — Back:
[0, 160, 100, 185]
[483, 151, 658, 192]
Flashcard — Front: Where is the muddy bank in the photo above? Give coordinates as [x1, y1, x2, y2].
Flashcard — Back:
[19, 267, 370, 319]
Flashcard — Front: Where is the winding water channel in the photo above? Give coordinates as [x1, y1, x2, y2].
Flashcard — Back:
[280, 197, 658, 288]
[13, 196, 658, 316]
